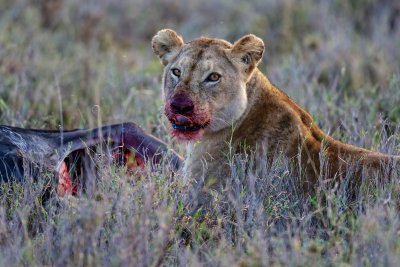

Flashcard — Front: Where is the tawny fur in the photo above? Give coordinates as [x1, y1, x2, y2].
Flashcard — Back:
[152, 29, 399, 194]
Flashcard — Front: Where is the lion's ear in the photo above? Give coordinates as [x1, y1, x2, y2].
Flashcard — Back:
[230, 34, 264, 77]
[152, 29, 184, 66]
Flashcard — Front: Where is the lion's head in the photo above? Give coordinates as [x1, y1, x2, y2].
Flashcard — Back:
[152, 29, 264, 141]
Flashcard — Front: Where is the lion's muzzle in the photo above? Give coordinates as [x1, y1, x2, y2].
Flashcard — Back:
[165, 93, 210, 140]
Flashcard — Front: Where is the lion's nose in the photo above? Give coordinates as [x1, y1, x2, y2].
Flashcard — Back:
[170, 95, 194, 115]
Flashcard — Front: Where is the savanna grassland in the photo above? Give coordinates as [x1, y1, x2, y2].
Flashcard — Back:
[1, 0, 400, 266]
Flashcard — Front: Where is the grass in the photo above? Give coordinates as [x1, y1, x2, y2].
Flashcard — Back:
[0, 0, 400, 266]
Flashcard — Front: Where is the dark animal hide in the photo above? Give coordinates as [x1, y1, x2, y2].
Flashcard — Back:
[0, 122, 182, 197]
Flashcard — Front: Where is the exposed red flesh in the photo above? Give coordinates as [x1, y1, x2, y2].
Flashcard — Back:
[124, 150, 145, 170]
[57, 161, 74, 196]
[111, 149, 145, 171]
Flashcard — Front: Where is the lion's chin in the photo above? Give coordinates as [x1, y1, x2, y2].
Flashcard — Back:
[170, 128, 205, 141]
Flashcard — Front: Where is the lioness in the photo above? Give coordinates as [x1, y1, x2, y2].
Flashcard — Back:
[152, 29, 399, 194]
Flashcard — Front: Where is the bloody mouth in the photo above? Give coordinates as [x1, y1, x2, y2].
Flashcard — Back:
[168, 114, 209, 140]
[170, 121, 208, 132]
[170, 113, 208, 131]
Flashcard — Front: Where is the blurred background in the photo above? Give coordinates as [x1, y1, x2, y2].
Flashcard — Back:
[0, 0, 399, 149]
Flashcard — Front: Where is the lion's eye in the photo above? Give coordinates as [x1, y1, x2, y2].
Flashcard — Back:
[171, 68, 181, 77]
[206, 73, 221, 82]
